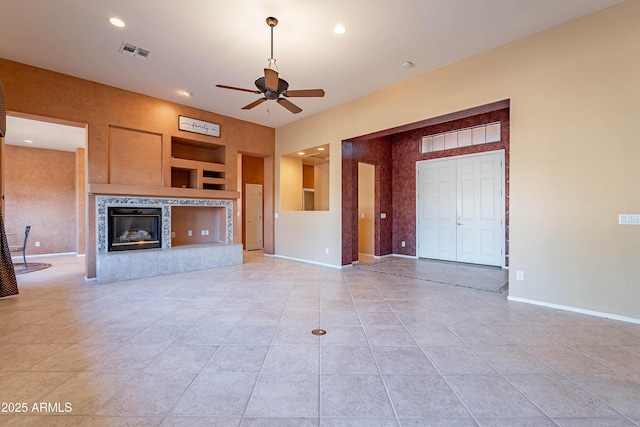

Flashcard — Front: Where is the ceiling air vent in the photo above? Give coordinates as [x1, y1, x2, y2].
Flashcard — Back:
[119, 41, 150, 59]
[135, 48, 150, 59]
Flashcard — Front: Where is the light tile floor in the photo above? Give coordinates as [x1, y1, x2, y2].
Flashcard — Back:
[1, 252, 639, 426]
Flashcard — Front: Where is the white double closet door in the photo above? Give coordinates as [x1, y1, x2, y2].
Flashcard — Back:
[417, 151, 505, 267]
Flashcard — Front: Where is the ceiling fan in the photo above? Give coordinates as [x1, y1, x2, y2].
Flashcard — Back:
[216, 17, 325, 114]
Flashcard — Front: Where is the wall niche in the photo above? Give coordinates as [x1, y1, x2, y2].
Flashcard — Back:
[170, 136, 227, 191]
[280, 144, 330, 211]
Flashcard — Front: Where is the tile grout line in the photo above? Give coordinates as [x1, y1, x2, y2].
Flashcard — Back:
[342, 269, 403, 426]
[238, 271, 303, 423]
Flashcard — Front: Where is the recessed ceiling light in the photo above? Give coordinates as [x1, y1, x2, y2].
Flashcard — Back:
[298, 152, 305, 155]
[317, 147, 325, 151]
[179, 90, 192, 97]
[109, 17, 126, 28]
[24, 139, 33, 144]
[333, 25, 346, 35]
[402, 61, 415, 69]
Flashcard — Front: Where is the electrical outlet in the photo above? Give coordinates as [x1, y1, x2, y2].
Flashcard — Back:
[171, 232, 175, 238]
[516, 270, 524, 281]
[35, 241, 40, 247]
[325, 248, 329, 254]
[188, 230, 192, 236]
[401, 241, 406, 247]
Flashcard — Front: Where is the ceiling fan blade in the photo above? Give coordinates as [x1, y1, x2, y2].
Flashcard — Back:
[242, 98, 267, 110]
[277, 98, 302, 114]
[264, 68, 279, 91]
[216, 84, 260, 94]
[284, 89, 325, 98]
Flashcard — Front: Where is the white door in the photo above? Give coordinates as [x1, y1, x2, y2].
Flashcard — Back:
[245, 183, 263, 251]
[417, 151, 504, 267]
[417, 159, 457, 261]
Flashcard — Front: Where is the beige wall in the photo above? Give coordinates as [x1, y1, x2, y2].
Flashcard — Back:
[275, 1, 640, 320]
[4, 145, 77, 255]
[314, 162, 330, 211]
[280, 156, 303, 211]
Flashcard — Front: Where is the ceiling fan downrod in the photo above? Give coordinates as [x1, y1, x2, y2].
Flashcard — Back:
[266, 17, 278, 66]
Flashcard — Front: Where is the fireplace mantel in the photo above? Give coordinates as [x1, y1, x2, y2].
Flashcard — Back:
[89, 183, 240, 200]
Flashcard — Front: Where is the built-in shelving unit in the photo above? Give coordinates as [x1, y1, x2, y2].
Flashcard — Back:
[171, 136, 227, 191]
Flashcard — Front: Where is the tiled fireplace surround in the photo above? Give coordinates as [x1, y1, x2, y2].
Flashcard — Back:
[95, 196, 242, 283]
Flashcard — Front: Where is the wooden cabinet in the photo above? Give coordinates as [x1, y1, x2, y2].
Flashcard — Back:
[170, 136, 227, 191]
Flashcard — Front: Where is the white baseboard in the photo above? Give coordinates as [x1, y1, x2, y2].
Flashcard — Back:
[12, 252, 81, 261]
[271, 254, 341, 269]
[507, 296, 640, 325]
[391, 253, 419, 259]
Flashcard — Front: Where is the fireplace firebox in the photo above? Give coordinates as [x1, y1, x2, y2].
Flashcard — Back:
[108, 207, 162, 252]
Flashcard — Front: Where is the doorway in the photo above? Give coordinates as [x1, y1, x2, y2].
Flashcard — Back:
[245, 183, 263, 251]
[417, 150, 505, 267]
[358, 162, 375, 256]
[3, 114, 86, 257]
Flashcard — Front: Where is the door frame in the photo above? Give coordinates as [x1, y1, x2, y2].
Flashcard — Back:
[416, 149, 506, 267]
[357, 162, 375, 257]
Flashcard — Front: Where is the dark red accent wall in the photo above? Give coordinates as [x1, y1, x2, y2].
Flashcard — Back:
[342, 137, 393, 264]
[341, 142, 354, 265]
[342, 106, 510, 266]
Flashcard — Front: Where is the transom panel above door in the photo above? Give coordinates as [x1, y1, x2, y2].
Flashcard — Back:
[417, 151, 505, 267]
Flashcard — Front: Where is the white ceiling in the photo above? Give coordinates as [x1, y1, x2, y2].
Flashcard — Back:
[5, 116, 85, 152]
[0, 0, 622, 150]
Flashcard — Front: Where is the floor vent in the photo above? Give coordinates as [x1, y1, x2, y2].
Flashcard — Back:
[119, 42, 150, 59]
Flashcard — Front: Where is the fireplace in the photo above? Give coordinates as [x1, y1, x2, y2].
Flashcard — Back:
[108, 207, 162, 251]
[96, 196, 240, 283]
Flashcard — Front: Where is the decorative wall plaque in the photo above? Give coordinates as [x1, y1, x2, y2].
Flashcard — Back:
[178, 115, 220, 138]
